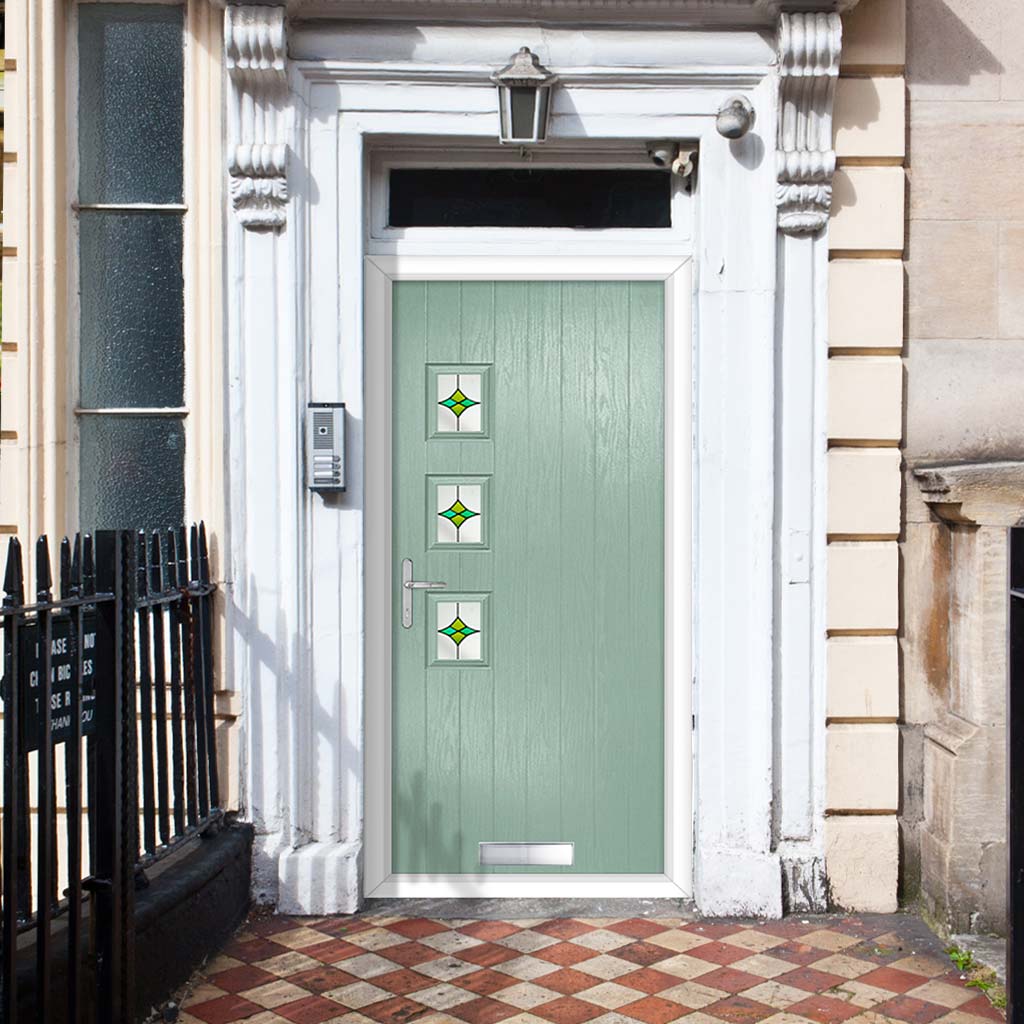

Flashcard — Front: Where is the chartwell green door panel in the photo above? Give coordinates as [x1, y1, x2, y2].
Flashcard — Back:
[392, 280, 664, 874]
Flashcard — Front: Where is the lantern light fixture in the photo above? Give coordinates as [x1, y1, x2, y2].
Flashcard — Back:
[492, 47, 558, 145]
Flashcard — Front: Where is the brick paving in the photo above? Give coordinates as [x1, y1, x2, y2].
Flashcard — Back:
[177, 911, 1005, 1024]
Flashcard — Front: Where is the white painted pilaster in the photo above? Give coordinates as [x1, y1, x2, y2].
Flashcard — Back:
[772, 11, 841, 912]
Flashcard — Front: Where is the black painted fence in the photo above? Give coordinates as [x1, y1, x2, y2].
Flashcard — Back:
[0, 525, 221, 1023]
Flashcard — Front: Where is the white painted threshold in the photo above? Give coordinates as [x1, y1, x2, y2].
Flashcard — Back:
[367, 874, 689, 899]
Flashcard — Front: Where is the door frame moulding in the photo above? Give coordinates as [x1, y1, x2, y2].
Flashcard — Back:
[363, 253, 694, 900]
[225, 9, 836, 917]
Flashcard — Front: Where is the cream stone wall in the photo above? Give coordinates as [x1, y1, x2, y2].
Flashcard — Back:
[825, 0, 906, 913]
[901, 0, 1024, 935]
[0, 0, 240, 859]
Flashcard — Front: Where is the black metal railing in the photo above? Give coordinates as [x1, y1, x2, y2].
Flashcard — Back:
[0, 524, 220, 1024]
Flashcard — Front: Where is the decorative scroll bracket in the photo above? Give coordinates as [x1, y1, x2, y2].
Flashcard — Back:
[225, 5, 289, 230]
[776, 12, 842, 236]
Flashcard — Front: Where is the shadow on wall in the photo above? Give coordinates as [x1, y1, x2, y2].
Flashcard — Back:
[906, 0, 1003, 89]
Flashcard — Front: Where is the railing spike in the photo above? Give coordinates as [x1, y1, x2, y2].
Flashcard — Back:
[150, 531, 163, 595]
[177, 525, 188, 584]
[82, 534, 95, 598]
[71, 533, 83, 593]
[36, 535, 53, 600]
[60, 537, 73, 599]
[166, 527, 179, 589]
[165, 528, 178, 585]
[189, 523, 200, 581]
[3, 536, 24, 604]
[199, 521, 211, 585]
[136, 530, 149, 598]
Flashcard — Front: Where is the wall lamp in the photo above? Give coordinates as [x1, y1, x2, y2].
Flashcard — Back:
[493, 47, 558, 145]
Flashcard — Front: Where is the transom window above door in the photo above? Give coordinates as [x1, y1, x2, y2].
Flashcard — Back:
[389, 168, 672, 228]
[366, 144, 694, 255]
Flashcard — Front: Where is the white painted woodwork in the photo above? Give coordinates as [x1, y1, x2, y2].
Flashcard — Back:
[225, 7, 840, 917]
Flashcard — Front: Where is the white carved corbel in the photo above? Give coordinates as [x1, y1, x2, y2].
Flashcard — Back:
[225, 5, 289, 230]
[776, 12, 842, 235]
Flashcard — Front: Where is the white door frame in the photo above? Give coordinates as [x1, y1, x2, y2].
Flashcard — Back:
[363, 254, 693, 898]
[230, 20, 817, 916]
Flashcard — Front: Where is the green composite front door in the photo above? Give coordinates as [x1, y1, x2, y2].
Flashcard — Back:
[392, 280, 665, 874]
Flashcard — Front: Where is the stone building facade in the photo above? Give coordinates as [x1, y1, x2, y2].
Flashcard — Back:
[901, 0, 1024, 936]
[0, 0, 1009, 929]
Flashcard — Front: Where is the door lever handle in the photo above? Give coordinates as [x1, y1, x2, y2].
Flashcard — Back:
[401, 558, 447, 628]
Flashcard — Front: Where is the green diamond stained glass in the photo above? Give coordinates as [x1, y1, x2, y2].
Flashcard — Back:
[439, 616, 479, 648]
[438, 498, 479, 532]
[438, 388, 479, 420]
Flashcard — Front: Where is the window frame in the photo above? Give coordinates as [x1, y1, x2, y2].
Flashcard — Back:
[69, 0, 194, 532]
[366, 142, 695, 257]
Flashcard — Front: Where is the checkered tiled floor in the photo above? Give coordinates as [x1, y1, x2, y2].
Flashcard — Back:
[178, 912, 1005, 1024]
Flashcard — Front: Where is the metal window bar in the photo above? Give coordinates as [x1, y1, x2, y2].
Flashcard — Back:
[0, 523, 220, 1023]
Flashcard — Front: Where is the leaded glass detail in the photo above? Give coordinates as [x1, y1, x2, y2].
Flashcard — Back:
[435, 600, 483, 661]
[436, 372, 483, 433]
[439, 388, 478, 421]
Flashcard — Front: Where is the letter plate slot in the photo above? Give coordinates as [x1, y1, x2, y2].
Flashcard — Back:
[479, 842, 574, 867]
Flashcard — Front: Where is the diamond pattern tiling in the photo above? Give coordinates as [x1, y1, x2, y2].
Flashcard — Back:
[178, 913, 1005, 1024]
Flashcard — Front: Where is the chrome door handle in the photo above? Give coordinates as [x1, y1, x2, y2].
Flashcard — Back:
[401, 558, 447, 628]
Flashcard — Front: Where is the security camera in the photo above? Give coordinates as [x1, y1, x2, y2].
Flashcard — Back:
[646, 141, 678, 168]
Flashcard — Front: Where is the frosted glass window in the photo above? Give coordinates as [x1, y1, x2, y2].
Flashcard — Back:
[78, 5, 184, 205]
[79, 212, 184, 409]
[79, 416, 185, 531]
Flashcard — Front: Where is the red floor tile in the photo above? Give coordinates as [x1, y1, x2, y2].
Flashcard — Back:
[612, 941, 679, 967]
[286, 964, 360, 993]
[373, 968, 440, 995]
[859, 967, 937, 994]
[535, 941, 602, 966]
[536, 967, 602, 995]
[187, 993, 264, 1024]
[449, 995, 522, 1024]
[206, 964, 278, 993]
[313, 917, 378, 938]
[607, 919, 673, 940]
[534, 919, 597, 940]
[774, 967, 848, 993]
[387, 918, 451, 940]
[457, 942, 526, 967]
[697, 967, 769, 994]
[769, 942, 830, 967]
[251, 916, 303, 937]
[223, 937, 290, 963]
[277, 995, 354, 1024]
[616, 967, 691, 994]
[874, 996, 950, 1024]
[703, 995, 776, 1024]
[460, 920, 523, 941]
[360, 995, 434, 1024]
[617, 994, 691, 1024]
[379, 941, 446, 967]
[960, 995, 1007, 1022]
[452, 967, 521, 996]
[787, 995, 864, 1024]
[532, 994, 607, 1024]
[685, 942, 753, 967]
[301, 938, 365, 963]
